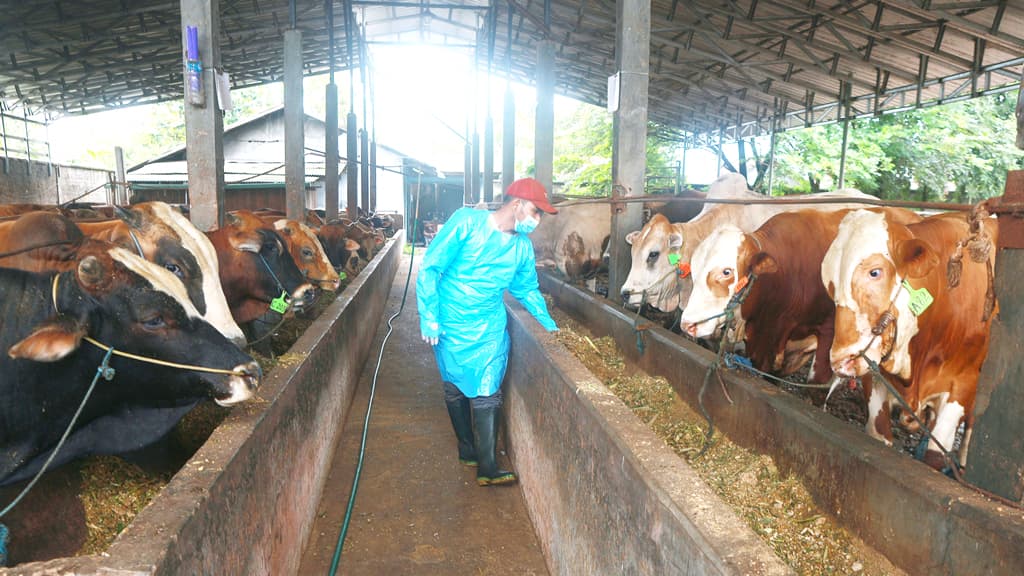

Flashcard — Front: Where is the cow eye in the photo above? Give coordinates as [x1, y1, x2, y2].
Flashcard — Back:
[165, 263, 183, 279]
[302, 248, 315, 259]
[262, 241, 279, 255]
[647, 251, 660, 263]
[869, 268, 882, 279]
[722, 268, 733, 277]
[142, 315, 166, 329]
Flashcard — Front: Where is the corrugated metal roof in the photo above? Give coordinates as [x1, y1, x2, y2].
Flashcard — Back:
[1, 1, 1021, 141]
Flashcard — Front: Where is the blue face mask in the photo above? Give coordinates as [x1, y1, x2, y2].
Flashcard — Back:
[515, 214, 540, 235]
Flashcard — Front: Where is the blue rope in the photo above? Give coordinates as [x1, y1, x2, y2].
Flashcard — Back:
[0, 347, 116, 522]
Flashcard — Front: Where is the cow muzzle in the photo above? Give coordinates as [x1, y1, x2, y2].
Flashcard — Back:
[831, 350, 867, 379]
[215, 360, 262, 406]
[290, 283, 316, 310]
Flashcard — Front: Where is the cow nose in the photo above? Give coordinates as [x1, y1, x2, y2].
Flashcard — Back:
[683, 323, 698, 337]
[237, 360, 262, 388]
[291, 283, 316, 309]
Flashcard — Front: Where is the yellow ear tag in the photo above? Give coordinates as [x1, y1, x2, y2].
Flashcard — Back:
[270, 291, 290, 314]
[903, 280, 933, 316]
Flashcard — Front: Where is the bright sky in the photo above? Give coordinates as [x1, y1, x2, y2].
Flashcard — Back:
[48, 42, 724, 185]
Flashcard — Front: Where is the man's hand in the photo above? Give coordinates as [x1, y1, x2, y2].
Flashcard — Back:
[421, 321, 440, 346]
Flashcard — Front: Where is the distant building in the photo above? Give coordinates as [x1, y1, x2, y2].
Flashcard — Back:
[127, 106, 428, 218]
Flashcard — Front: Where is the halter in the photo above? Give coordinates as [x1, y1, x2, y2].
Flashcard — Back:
[51, 274, 247, 376]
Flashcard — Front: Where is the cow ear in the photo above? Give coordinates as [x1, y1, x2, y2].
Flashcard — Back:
[668, 232, 683, 250]
[750, 252, 779, 275]
[625, 230, 641, 245]
[228, 232, 262, 253]
[9, 317, 86, 362]
[225, 212, 243, 228]
[77, 255, 107, 288]
[113, 205, 144, 230]
[894, 238, 939, 279]
[344, 239, 360, 252]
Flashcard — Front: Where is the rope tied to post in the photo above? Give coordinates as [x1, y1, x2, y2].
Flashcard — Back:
[946, 201, 995, 321]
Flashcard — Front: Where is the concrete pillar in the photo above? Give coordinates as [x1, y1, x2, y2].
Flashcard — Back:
[284, 29, 305, 220]
[484, 112, 494, 201]
[838, 119, 850, 189]
[471, 131, 481, 203]
[502, 86, 515, 194]
[346, 112, 358, 220]
[370, 140, 377, 212]
[181, 0, 224, 232]
[534, 41, 555, 193]
[360, 128, 369, 212]
[608, 0, 650, 298]
[114, 146, 126, 205]
[325, 83, 339, 221]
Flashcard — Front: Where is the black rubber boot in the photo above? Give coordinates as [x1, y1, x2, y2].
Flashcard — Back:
[472, 406, 517, 486]
[445, 396, 477, 467]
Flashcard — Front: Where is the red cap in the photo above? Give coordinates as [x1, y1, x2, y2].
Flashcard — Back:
[506, 178, 558, 214]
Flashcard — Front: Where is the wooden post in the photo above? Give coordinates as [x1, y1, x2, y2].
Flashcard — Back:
[608, 0, 649, 299]
[325, 83, 339, 221]
[965, 170, 1024, 502]
[535, 40, 555, 194]
[181, 0, 224, 231]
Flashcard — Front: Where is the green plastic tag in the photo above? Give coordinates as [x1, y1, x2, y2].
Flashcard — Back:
[903, 280, 933, 316]
[270, 290, 290, 314]
[667, 253, 680, 266]
[339, 271, 347, 280]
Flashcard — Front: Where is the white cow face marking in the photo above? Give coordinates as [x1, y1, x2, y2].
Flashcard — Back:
[822, 210, 919, 379]
[620, 215, 684, 311]
[679, 226, 745, 339]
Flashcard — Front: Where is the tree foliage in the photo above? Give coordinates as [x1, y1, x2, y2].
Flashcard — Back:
[771, 93, 1024, 201]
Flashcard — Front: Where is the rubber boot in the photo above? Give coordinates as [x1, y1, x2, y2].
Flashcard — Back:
[445, 396, 477, 467]
[472, 406, 517, 486]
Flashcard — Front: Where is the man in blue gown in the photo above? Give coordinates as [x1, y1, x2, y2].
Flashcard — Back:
[417, 178, 559, 486]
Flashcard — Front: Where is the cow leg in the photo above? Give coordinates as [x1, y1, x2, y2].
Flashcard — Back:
[925, 393, 964, 471]
[862, 374, 894, 446]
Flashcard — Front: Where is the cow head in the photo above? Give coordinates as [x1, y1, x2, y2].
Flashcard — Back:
[318, 223, 363, 275]
[8, 245, 260, 406]
[821, 210, 938, 380]
[620, 214, 687, 311]
[679, 225, 766, 339]
[273, 219, 341, 291]
[111, 202, 246, 347]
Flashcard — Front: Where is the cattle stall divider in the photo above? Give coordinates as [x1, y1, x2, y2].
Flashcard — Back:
[535, 272, 1024, 576]
[0, 234, 403, 575]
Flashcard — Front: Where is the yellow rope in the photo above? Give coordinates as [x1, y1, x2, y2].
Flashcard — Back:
[52, 274, 246, 376]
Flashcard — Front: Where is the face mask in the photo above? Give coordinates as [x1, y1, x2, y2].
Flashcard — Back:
[514, 207, 540, 235]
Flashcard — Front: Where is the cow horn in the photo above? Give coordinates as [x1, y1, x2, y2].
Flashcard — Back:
[113, 205, 144, 229]
[77, 255, 106, 287]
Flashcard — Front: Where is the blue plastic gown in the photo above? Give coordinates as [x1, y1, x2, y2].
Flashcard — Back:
[417, 207, 557, 398]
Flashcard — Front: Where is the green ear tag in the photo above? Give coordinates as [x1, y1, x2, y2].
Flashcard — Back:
[339, 271, 347, 280]
[903, 280, 933, 316]
[667, 253, 680, 266]
[270, 291, 290, 314]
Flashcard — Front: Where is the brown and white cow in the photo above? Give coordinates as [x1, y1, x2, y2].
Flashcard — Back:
[260, 217, 341, 291]
[71, 202, 245, 346]
[620, 173, 880, 312]
[679, 208, 921, 383]
[821, 209, 998, 469]
[531, 202, 611, 282]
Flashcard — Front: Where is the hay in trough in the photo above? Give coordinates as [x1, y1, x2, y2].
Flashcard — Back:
[548, 305, 904, 576]
[78, 456, 169, 555]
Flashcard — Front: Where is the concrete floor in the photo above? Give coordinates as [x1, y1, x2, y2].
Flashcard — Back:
[298, 254, 549, 575]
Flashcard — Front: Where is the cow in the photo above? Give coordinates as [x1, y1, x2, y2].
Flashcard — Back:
[206, 210, 314, 325]
[531, 202, 611, 282]
[260, 217, 341, 291]
[620, 172, 879, 312]
[0, 243, 261, 485]
[679, 207, 921, 384]
[821, 209, 998, 470]
[317, 222, 363, 276]
[70, 202, 246, 346]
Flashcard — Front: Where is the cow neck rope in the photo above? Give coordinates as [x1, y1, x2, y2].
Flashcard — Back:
[127, 228, 145, 257]
[51, 275, 245, 376]
[0, 347, 116, 521]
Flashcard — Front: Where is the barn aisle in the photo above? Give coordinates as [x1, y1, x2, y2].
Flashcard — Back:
[298, 253, 549, 575]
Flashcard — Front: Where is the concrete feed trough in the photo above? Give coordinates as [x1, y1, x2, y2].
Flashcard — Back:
[0, 235, 404, 575]
[537, 273, 1024, 576]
